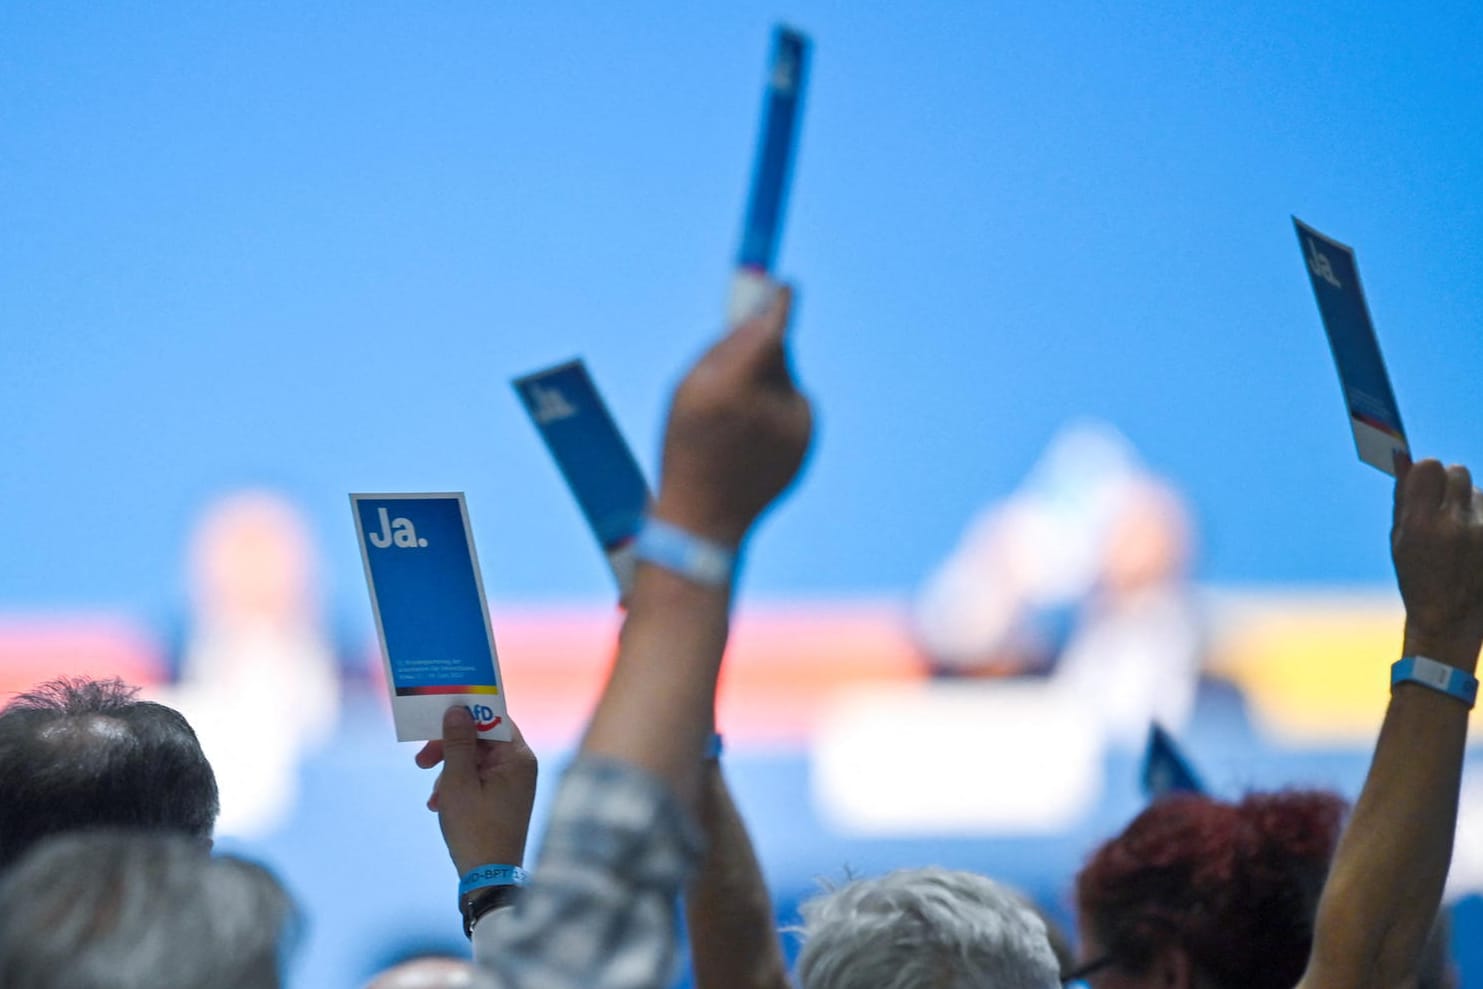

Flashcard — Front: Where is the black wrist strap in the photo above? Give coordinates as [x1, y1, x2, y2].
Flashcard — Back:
[461, 884, 524, 939]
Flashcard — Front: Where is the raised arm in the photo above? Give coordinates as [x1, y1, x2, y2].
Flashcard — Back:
[686, 756, 792, 989]
[579, 284, 811, 803]
[453, 288, 810, 989]
[1299, 457, 1482, 989]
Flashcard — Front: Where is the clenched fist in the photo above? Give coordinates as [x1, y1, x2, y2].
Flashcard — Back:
[653, 284, 814, 546]
[1393, 455, 1483, 674]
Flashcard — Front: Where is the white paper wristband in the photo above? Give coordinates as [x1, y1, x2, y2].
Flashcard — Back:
[1392, 656, 1478, 709]
[633, 518, 736, 588]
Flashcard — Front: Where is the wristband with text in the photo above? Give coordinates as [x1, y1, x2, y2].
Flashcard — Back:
[1391, 656, 1478, 709]
[633, 517, 736, 587]
[458, 863, 529, 898]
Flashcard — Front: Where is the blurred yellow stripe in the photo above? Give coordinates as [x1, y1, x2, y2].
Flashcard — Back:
[1207, 591, 1481, 744]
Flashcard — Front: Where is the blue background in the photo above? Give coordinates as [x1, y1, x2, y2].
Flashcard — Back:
[4, 1, 1482, 621]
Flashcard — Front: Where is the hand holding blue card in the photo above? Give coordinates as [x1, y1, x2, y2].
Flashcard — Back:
[1294, 217, 1410, 475]
[513, 360, 651, 595]
[351, 493, 510, 742]
[729, 26, 810, 327]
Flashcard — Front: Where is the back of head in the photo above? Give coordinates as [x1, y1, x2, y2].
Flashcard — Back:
[0, 677, 220, 872]
[1075, 789, 1347, 989]
[794, 867, 1060, 989]
[364, 957, 501, 989]
[0, 830, 296, 989]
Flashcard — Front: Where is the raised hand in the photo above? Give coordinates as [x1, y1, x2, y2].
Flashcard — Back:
[417, 708, 538, 876]
[1392, 456, 1483, 672]
[1296, 455, 1480, 989]
[653, 284, 813, 546]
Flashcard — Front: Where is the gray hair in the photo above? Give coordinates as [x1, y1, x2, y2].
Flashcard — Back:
[364, 957, 502, 989]
[0, 830, 296, 989]
[793, 867, 1060, 989]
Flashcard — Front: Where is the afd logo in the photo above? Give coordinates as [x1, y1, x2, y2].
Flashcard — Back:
[528, 383, 577, 425]
[368, 506, 429, 549]
[1305, 237, 1341, 289]
[465, 704, 502, 731]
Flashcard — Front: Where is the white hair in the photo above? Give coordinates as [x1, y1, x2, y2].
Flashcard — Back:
[793, 867, 1060, 989]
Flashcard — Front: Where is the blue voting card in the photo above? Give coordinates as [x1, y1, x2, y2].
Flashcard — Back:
[1141, 723, 1206, 800]
[729, 26, 810, 326]
[1294, 218, 1410, 475]
[512, 360, 651, 594]
[351, 493, 510, 742]
[737, 26, 810, 273]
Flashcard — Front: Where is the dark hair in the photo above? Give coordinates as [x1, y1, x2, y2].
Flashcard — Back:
[0, 677, 220, 872]
[1075, 790, 1347, 989]
[0, 830, 295, 989]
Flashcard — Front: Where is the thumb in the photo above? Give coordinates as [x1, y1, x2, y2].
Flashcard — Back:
[441, 706, 479, 782]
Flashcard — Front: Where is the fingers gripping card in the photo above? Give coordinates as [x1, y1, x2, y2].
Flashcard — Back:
[729, 26, 811, 327]
[351, 493, 510, 741]
[1294, 218, 1409, 475]
[512, 360, 651, 596]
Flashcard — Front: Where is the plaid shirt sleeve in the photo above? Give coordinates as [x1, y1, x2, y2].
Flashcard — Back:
[472, 757, 704, 989]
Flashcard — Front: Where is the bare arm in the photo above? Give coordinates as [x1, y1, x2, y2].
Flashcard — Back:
[425, 288, 810, 989]
[579, 284, 811, 803]
[686, 760, 791, 989]
[580, 569, 733, 808]
[1299, 458, 1482, 989]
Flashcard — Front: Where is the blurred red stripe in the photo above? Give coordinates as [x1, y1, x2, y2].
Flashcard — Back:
[0, 617, 166, 700]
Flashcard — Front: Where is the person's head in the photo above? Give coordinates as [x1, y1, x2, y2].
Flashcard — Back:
[1073, 790, 1347, 989]
[793, 867, 1060, 989]
[0, 830, 297, 989]
[364, 957, 500, 989]
[0, 677, 219, 872]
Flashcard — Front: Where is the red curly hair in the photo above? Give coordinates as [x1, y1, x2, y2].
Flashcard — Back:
[1075, 790, 1347, 989]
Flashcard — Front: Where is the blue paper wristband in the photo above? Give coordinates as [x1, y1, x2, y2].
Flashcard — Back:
[633, 518, 736, 587]
[458, 864, 529, 898]
[705, 732, 725, 760]
[1392, 656, 1478, 709]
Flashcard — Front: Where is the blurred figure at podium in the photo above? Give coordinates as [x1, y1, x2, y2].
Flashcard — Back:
[913, 421, 1202, 744]
[154, 490, 340, 837]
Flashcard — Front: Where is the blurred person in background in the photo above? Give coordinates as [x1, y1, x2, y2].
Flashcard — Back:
[2, 280, 809, 989]
[689, 457, 1477, 989]
[156, 490, 340, 836]
[0, 831, 296, 989]
[913, 421, 1202, 744]
[0, 676, 218, 873]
